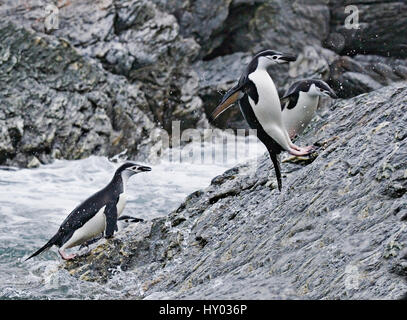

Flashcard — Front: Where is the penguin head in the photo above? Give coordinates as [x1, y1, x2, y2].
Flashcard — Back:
[255, 50, 297, 68]
[308, 80, 338, 99]
[116, 162, 152, 181]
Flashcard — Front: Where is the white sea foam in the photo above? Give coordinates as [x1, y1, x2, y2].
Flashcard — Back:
[0, 134, 266, 299]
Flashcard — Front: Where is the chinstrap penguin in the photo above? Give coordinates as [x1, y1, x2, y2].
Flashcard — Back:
[209, 49, 314, 191]
[281, 79, 338, 139]
[25, 162, 151, 261]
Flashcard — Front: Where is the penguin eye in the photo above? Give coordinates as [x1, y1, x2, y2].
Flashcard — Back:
[272, 56, 277, 60]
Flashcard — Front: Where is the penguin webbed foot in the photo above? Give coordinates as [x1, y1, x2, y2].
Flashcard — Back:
[302, 145, 316, 153]
[58, 249, 76, 261]
[288, 144, 318, 156]
[282, 146, 319, 164]
[289, 143, 316, 155]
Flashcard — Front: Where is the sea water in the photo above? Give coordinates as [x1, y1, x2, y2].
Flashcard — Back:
[0, 134, 265, 299]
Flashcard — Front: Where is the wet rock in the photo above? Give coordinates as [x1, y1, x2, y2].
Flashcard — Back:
[337, 72, 383, 97]
[193, 52, 252, 129]
[173, 0, 330, 59]
[1, 0, 406, 137]
[291, 46, 407, 99]
[65, 83, 407, 299]
[0, 0, 206, 134]
[328, 0, 407, 58]
[0, 22, 160, 167]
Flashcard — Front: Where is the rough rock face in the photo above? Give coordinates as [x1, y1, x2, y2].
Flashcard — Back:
[193, 52, 252, 129]
[328, 0, 407, 58]
[0, 22, 160, 167]
[152, 0, 330, 59]
[1, 0, 406, 140]
[293, 47, 407, 99]
[187, 0, 407, 127]
[65, 82, 407, 299]
[0, 0, 206, 134]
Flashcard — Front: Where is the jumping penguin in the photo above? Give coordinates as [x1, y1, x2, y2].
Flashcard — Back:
[25, 162, 151, 261]
[281, 79, 338, 139]
[209, 49, 314, 191]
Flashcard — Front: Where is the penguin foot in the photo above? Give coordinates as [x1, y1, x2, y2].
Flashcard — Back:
[301, 145, 315, 153]
[288, 147, 311, 156]
[58, 249, 76, 261]
[290, 144, 314, 154]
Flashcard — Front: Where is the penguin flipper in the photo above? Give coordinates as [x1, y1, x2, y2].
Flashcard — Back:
[280, 83, 300, 111]
[104, 202, 118, 238]
[209, 84, 243, 122]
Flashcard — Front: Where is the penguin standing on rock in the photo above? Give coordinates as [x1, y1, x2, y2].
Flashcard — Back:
[25, 162, 151, 261]
[209, 49, 315, 191]
[281, 79, 338, 139]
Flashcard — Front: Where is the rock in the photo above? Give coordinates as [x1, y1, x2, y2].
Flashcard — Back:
[64, 82, 407, 299]
[0, 0, 206, 134]
[0, 22, 160, 167]
[153, 0, 231, 58]
[334, 72, 383, 98]
[328, 0, 407, 58]
[194, 52, 252, 129]
[171, 0, 330, 60]
[290, 46, 407, 99]
[27, 157, 41, 168]
[1, 0, 406, 137]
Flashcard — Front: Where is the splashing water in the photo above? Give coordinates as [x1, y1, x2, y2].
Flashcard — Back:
[0, 134, 265, 299]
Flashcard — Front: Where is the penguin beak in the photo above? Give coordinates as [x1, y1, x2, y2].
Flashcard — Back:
[209, 85, 242, 123]
[278, 54, 297, 63]
[138, 166, 152, 172]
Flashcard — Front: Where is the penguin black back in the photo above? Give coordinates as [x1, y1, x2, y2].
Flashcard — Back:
[281, 79, 337, 110]
[26, 162, 151, 261]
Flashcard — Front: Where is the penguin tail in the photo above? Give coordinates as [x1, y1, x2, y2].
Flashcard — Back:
[25, 234, 59, 261]
[269, 152, 282, 192]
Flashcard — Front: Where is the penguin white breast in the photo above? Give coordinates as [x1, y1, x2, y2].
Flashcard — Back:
[62, 206, 107, 249]
[282, 93, 319, 137]
[248, 70, 282, 126]
[117, 192, 127, 216]
[62, 192, 127, 250]
[248, 70, 291, 149]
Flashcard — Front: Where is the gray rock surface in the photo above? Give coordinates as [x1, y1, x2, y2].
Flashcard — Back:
[160, 0, 330, 59]
[64, 82, 407, 299]
[327, 54, 407, 98]
[1, 0, 406, 138]
[0, 0, 206, 134]
[1, 0, 406, 300]
[328, 0, 407, 58]
[0, 22, 160, 167]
